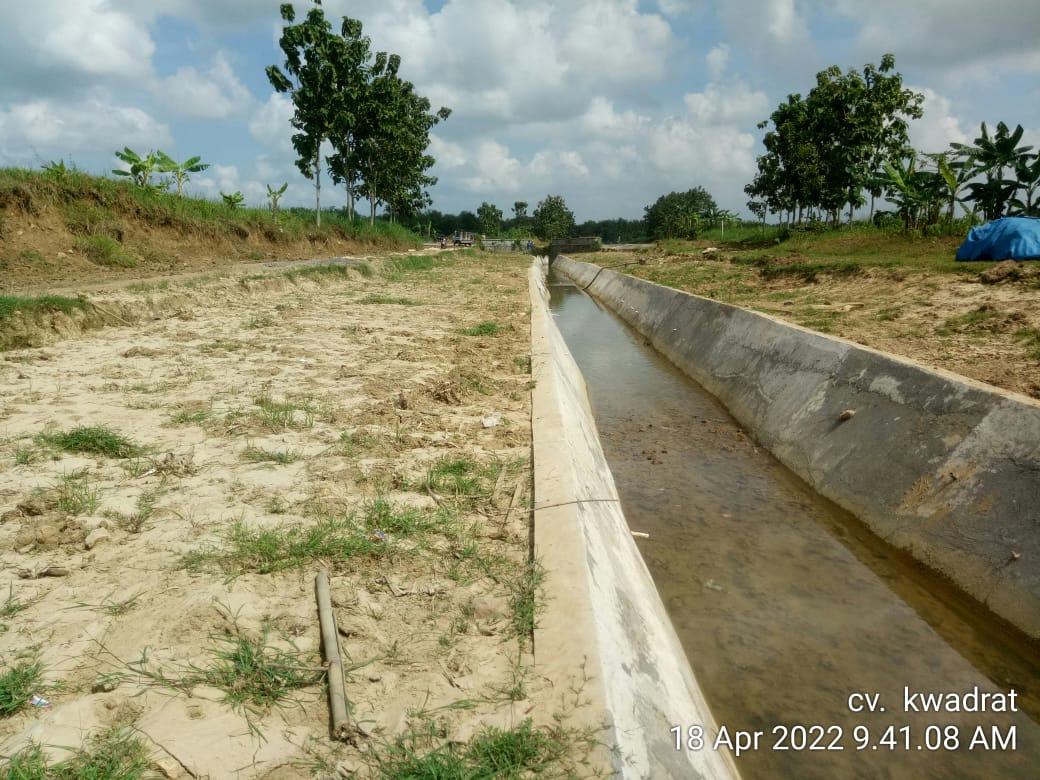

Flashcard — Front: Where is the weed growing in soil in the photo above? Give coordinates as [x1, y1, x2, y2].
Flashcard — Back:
[368, 718, 590, 779]
[5, 725, 151, 779]
[1016, 327, 1040, 359]
[0, 658, 41, 717]
[242, 445, 301, 464]
[191, 632, 322, 710]
[508, 560, 545, 642]
[253, 391, 315, 430]
[186, 498, 458, 575]
[53, 470, 101, 515]
[417, 457, 501, 507]
[38, 425, 143, 458]
[462, 321, 500, 336]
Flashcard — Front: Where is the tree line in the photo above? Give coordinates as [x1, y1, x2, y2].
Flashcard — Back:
[744, 54, 1039, 231]
[266, 1, 449, 227]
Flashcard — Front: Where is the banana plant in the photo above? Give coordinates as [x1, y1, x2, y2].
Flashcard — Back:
[156, 151, 209, 198]
[112, 147, 161, 188]
[266, 182, 288, 221]
[1009, 155, 1040, 216]
[220, 190, 244, 209]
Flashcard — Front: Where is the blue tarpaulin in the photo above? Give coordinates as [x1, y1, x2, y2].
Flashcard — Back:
[955, 217, 1040, 261]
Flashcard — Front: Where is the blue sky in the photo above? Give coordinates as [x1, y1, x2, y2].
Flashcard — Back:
[1, 1, 1038, 222]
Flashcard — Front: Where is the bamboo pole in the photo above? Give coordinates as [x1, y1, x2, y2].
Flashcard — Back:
[315, 567, 352, 740]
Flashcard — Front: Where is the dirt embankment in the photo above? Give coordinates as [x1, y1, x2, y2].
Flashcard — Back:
[0, 254, 597, 777]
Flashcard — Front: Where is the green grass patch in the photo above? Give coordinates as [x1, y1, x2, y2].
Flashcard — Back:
[370, 718, 588, 779]
[37, 425, 143, 458]
[185, 499, 444, 575]
[461, 321, 500, 337]
[75, 235, 137, 268]
[417, 457, 501, 506]
[0, 658, 41, 718]
[282, 264, 355, 284]
[0, 295, 90, 325]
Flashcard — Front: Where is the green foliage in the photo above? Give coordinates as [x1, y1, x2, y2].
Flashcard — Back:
[266, 182, 288, 220]
[75, 235, 137, 268]
[111, 147, 162, 189]
[747, 55, 923, 224]
[477, 201, 503, 236]
[220, 190, 245, 209]
[195, 632, 320, 710]
[644, 187, 717, 239]
[268, 4, 449, 226]
[531, 194, 576, 240]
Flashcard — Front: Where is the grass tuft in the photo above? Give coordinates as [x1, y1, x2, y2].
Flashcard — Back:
[38, 425, 143, 459]
[461, 321, 500, 337]
[5, 724, 151, 779]
[0, 658, 42, 718]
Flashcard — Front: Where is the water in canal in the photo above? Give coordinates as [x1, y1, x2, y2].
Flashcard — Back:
[547, 271, 1039, 779]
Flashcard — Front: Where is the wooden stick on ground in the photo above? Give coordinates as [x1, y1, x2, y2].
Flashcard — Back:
[315, 566, 353, 741]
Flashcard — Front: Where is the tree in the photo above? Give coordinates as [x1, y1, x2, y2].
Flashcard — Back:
[112, 147, 161, 188]
[644, 188, 717, 239]
[156, 151, 209, 198]
[531, 195, 576, 241]
[349, 52, 450, 224]
[512, 201, 528, 222]
[748, 55, 922, 224]
[477, 202, 503, 236]
[267, 2, 342, 227]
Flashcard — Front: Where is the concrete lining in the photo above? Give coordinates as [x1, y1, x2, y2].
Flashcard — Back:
[529, 259, 739, 779]
[553, 254, 1040, 639]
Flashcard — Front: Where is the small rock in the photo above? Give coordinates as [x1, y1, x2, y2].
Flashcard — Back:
[838, 409, 856, 421]
[84, 528, 111, 549]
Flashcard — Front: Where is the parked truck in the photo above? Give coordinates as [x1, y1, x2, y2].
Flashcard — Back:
[453, 231, 474, 247]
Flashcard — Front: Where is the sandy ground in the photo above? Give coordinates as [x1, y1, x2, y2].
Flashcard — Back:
[0, 252, 570, 778]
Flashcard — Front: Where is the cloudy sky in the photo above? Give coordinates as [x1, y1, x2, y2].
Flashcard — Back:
[1, 1, 1038, 222]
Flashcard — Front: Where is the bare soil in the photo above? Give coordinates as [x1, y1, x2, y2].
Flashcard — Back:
[0, 249, 592, 777]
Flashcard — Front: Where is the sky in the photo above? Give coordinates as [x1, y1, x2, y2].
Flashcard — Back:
[1, 0, 1038, 223]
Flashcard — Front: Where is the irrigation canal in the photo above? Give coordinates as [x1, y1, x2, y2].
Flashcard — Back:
[547, 270, 1039, 779]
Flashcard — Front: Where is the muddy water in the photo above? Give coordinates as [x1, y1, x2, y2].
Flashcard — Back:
[547, 273, 1039, 779]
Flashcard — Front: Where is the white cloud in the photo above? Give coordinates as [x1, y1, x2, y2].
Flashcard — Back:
[156, 53, 253, 120]
[907, 87, 970, 153]
[718, 0, 814, 69]
[706, 44, 730, 80]
[683, 81, 769, 124]
[0, 96, 171, 156]
[249, 93, 294, 151]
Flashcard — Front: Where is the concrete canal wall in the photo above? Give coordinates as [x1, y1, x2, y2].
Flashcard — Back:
[553, 255, 1040, 640]
[528, 259, 739, 779]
